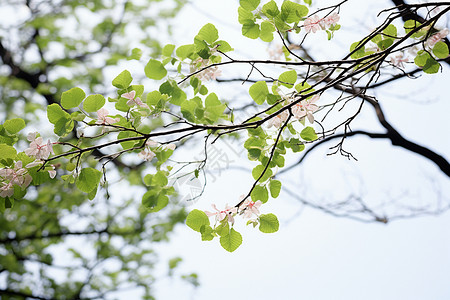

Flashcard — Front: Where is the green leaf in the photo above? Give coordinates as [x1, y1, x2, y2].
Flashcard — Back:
[47, 104, 73, 137]
[350, 41, 366, 59]
[83, 94, 105, 112]
[213, 40, 233, 52]
[153, 171, 168, 186]
[249, 81, 269, 105]
[278, 69, 297, 88]
[260, 21, 275, 42]
[242, 21, 260, 39]
[76, 167, 102, 193]
[181, 99, 198, 123]
[288, 138, 305, 153]
[3, 118, 25, 134]
[162, 44, 176, 57]
[71, 111, 85, 121]
[176, 44, 195, 60]
[87, 187, 97, 200]
[414, 51, 440, 74]
[259, 213, 279, 233]
[196, 23, 219, 44]
[238, 6, 254, 24]
[423, 58, 440, 74]
[128, 48, 142, 60]
[274, 15, 291, 31]
[145, 59, 167, 80]
[142, 191, 169, 213]
[160, 80, 187, 106]
[269, 179, 282, 198]
[252, 164, 273, 182]
[377, 38, 393, 51]
[383, 24, 397, 38]
[240, 0, 260, 11]
[300, 126, 317, 141]
[204, 93, 226, 123]
[112, 70, 133, 89]
[433, 41, 449, 59]
[280, 1, 308, 23]
[0, 144, 17, 160]
[414, 50, 429, 67]
[220, 228, 242, 252]
[262, 0, 280, 18]
[168, 257, 183, 271]
[186, 209, 210, 232]
[215, 221, 230, 236]
[156, 149, 174, 166]
[295, 82, 312, 93]
[200, 225, 215, 241]
[194, 39, 210, 59]
[251, 185, 269, 203]
[404, 20, 425, 38]
[147, 90, 162, 106]
[61, 87, 86, 109]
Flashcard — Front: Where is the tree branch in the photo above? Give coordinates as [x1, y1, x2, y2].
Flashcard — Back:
[390, 0, 450, 66]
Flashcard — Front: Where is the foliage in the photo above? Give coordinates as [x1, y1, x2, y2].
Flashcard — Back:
[1, 0, 450, 298]
[0, 0, 196, 299]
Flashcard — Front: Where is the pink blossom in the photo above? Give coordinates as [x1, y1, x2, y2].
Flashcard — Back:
[25, 133, 54, 160]
[323, 12, 340, 28]
[0, 182, 14, 198]
[390, 52, 409, 68]
[0, 161, 32, 198]
[430, 7, 442, 17]
[138, 150, 156, 161]
[205, 204, 238, 224]
[268, 45, 284, 60]
[122, 91, 149, 109]
[239, 198, 262, 218]
[26, 160, 57, 178]
[191, 58, 222, 81]
[48, 165, 57, 179]
[303, 15, 324, 34]
[96, 108, 119, 125]
[25, 160, 42, 168]
[292, 94, 320, 123]
[165, 143, 176, 151]
[266, 109, 289, 129]
[146, 139, 160, 147]
[427, 28, 449, 47]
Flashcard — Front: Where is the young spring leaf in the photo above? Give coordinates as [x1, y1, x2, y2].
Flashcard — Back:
[76, 167, 102, 193]
[112, 70, 133, 89]
[3, 118, 25, 134]
[259, 213, 279, 233]
[269, 179, 282, 198]
[220, 228, 243, 252]
[433, 41, 449, 59]
[240, 0, 260, 11]
[300, 126, 318, 141]
[249, 81, 269, 104]
[278, 69, 297, 88]
[262, 0, 280, 19]
[83, 94, 105, 112]
[251, 185, 269, 203]
[186, 209, 210, 232]
[61, 87, 86, 109]
[145, 59, 167, 80]
[195, 23, 219, 44]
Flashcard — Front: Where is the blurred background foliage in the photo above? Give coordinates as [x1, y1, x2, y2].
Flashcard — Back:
[0, 0, 199, 299]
